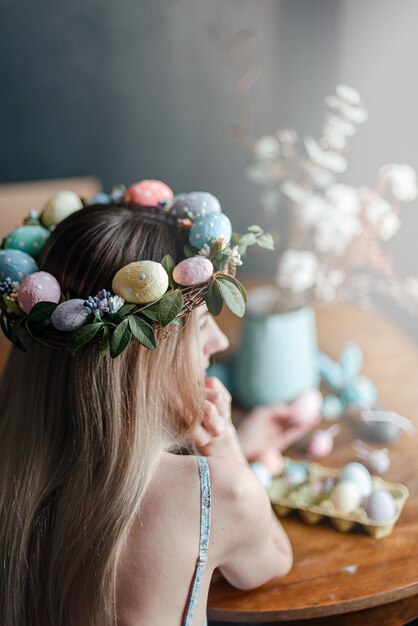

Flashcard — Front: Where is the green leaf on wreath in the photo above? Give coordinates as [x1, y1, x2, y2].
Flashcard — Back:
[110, 318, 132, 358]
[25, 319, 58, 349]
[10, 317, 27, 352]
[161, 255, 176, 287]
[127, 316, 157, 350]
[216, 277, 246, 317]
[100, 326, 111, 356]
[238, 233, 257, 246]
[4, 297, 25, 316]
[256, 233, 274, 250]
[206, 280, 224, 316]
[117, 303, 137, 317]
[142, 289, 183, 327]
[68, 322, 104, 356]
[247, 225, 263, 234]
[28, 301, 58, 321]
[216, 274, 247, 303]
[183, 244, 199, 258]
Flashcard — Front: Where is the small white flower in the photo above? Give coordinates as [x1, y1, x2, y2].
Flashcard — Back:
[254, 135, 280, 159]
[378, 164, 418, 202]
[336, 84, 361, 106]
[379, 213, 401, 241]
[278, 250, 319, 293]
[304, 136, 348, 173]
[228, 246, 243, 267]
[198, 244, 211, 258]
[361, 189, 401, 240]
[316, 267, 344, 302]
[325, 184, 360, 215]
[108, 295, 125, 313]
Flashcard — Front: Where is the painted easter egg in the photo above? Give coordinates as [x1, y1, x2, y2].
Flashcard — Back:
[0, 249, 38, 283]
[3, 225, 50, 257]
[364, 489, 397, 522]
[322, 394, 345, 421]
[290, 389, 323, 422]
[112, 261, 169, 304]
[51, 299, 93, 331]
[285, 462, 308, 487]
[249, 462, 273, 489]
[342, 377, 377, 409]
[330, 480, 362, 515]
[340, 462, 372, 498]
[88, 193, 111, 205]
[172, 257, 213, 286]
[169, 191, 221, 219]
[189, 213, 232, 249]
[41, 191, 83, 228]
[17, 271, 61, 314]
[125, 180, 173, 208]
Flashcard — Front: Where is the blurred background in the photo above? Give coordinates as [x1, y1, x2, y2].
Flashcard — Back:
[1, 0, 417, 340]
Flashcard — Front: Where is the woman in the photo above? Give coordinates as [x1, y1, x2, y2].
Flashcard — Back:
[0, 199, 304, 626]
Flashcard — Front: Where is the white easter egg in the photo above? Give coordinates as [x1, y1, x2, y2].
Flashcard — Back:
[330, 480, 362, 515]
[364, 489, 397, 522]
[340, 462, 373, 498]
[41, 191, 83, 228]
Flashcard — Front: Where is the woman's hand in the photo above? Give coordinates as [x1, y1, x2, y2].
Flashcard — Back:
[185, 377, 248, 465]
[237, 404, 321, 461]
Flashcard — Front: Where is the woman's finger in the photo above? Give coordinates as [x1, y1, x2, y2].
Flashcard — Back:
[187, 422, 213, 448]
[202, 400, 225, 437]
[205, 376, 232, 402]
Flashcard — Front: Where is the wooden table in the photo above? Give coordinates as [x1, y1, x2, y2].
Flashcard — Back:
[208, 303, 418, 626]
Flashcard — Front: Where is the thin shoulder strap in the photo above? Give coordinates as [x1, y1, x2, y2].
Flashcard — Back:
[182, 455, 211, 626]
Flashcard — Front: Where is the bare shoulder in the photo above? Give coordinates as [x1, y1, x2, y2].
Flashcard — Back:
[206, 457, 273, 557]
[206, 456, 293, 588]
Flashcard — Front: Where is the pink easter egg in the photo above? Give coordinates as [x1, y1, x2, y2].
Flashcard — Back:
[18, 271, 61, 314]
[125, 179, 173, 208]
[307, 431, 333, 459]
[172, 257, 214, 286]
[291, 389, 323, 422]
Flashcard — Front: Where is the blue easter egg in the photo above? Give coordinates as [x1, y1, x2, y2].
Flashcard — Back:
[88, 193, 111, 206]
[285, 462, 308, 487]
[342, 377, 377, 409]
[0, 249, 38, 283]
[189, 213, 232, 249]
[169, 191, 221, 219]
[4, 225, 50, 257]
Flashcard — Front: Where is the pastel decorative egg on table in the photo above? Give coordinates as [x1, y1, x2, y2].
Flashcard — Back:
[17, 271, 61, 314]
[189, 213, 232, 249]
[330, 480, 362, 515]
[0, 249, 39, 283]
[125, 180, 173, 208]
[340, 462, 373, 498]
[3, 225, 50, 257]
[112, 261, 169, 304]
[41, 191, 84, 228]
[364, 489, 397, 522]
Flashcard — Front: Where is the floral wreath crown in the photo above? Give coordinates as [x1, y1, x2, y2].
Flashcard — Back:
[0, 179, 273, 358]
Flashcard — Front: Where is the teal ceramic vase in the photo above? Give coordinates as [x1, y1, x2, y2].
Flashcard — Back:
[233, 286, 319, 408]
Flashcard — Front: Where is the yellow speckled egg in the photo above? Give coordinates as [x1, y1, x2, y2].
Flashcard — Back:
[41, 191, 83, 228]
[112, 261, 169, 304]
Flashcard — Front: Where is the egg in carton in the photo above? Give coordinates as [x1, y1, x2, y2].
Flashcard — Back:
[268, 457, 409, 538]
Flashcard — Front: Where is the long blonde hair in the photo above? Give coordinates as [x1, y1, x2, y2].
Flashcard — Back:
[0, 205, 202, 626]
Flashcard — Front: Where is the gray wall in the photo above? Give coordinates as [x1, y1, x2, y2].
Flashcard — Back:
[1, 0, 417, 340]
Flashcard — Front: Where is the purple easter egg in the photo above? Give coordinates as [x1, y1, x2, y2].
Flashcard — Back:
[364, 489, 397, 521]
[169, 191, 221, 218]
[51, 299, 93, 331]
[172, 257, 214, 286]
[17, 271, 61, 314]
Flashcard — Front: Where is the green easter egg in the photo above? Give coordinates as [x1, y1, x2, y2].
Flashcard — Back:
[4, 225, 50, 257]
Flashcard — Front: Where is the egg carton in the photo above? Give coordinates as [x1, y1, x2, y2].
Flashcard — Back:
[268, 457, 409, 538]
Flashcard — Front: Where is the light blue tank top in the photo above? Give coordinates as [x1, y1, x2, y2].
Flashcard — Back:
[182, 456, 211, 626]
